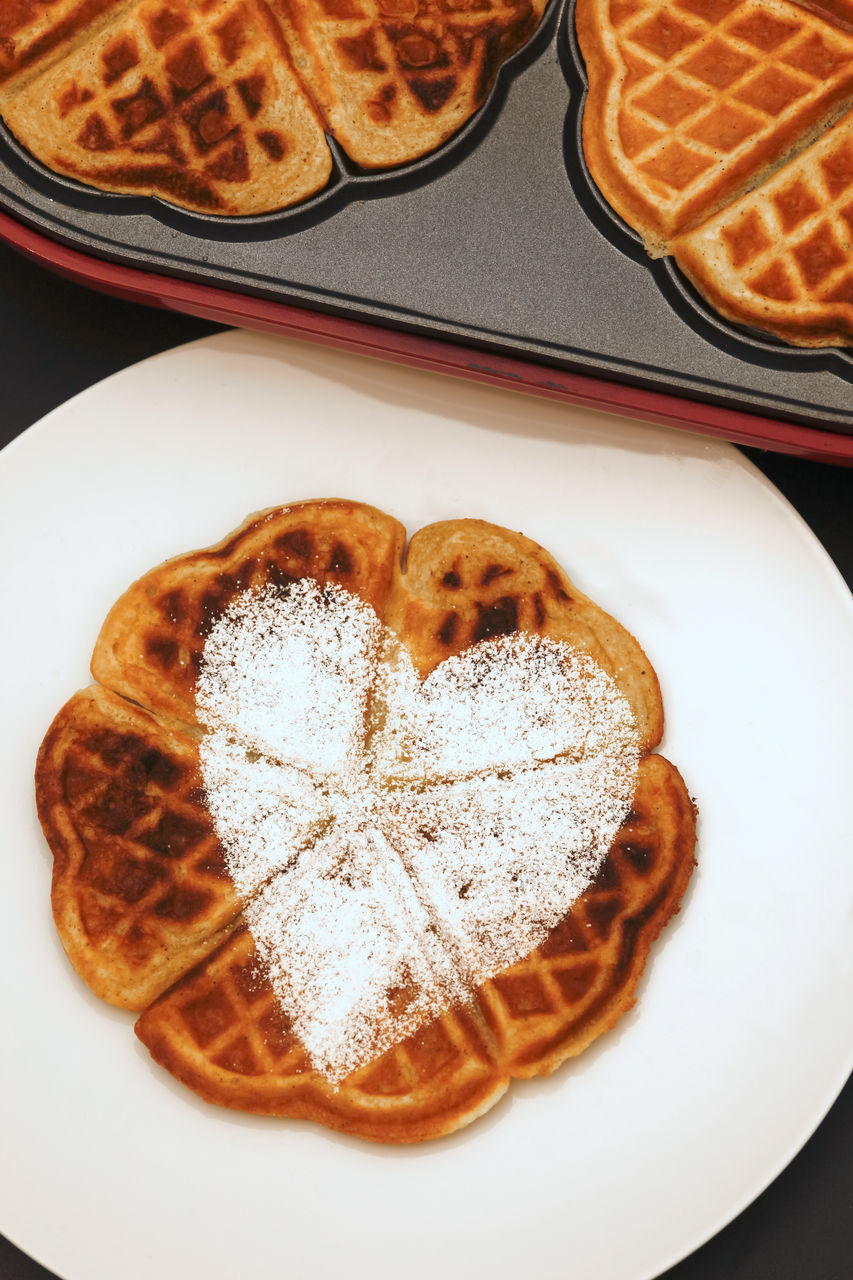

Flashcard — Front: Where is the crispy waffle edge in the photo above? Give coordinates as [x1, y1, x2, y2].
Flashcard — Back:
[37, 497, 697, 1143]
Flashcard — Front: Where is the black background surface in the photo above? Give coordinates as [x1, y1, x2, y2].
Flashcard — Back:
[0, 238, 850, 1280]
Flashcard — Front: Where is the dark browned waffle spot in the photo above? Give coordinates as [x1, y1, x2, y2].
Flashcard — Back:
[213, 1035, 261, 1074]
[229, 956, 269, 1006]
[186, 88, 234, 150]
[408, 75, 455, 113]
[139, 810, 209, 859]
[366, 83, 397, 122]
[56, 82, 94, 117]
[473, 596, 518, 642]
[83, 780, 154, 835]
[492, 972, 555, 1017]
[146, 3, 190, 50]
[146, 634, 179, 670]
[584, 895, 622, 941]
[404, 1019, 462, 1080]
[256, 129, 286, 160]
[437, 611, 458, 645]
[276, 528, 313, 558]
[257, 1003, 298, 1056]
[181, 988, 239, 1048]
[160, 589, 186, 625]
[538, 913, 590, 957]
[77, 113, 114, 150]
[154, 884, 211, 922]
[480, 563, 511, 585]
[166, 39, 211, 99]
[101, 35, 140, 85]
[194, 847, 229, 877]
[205, 136, 249, 181]
[113, 77, 167, 138]
[327, 541, 353, 574]
[214, 8, 247, 63]
[335, 31, 387, 72]
[236, 71, 265, 117]
[551, 963, 598, 1004]
[621, 841, 655, 874]
[89, 853, 165, 905]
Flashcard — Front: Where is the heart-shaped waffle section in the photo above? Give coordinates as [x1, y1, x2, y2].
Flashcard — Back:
[576, 0, 853, 345]
[0, 0, 548, 214]
[36, 499, 696, 1142]
[195, 578, 641, 1080]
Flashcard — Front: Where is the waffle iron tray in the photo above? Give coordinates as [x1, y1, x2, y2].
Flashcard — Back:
[2, 0, 853, 462]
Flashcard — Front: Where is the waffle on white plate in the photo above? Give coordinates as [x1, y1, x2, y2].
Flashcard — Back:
[36, 499, 697, 1144]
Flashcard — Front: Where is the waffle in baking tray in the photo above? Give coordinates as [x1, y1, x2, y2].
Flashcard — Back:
[0, 0, 851, 434]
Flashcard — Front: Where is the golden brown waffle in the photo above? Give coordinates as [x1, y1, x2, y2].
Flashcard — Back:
[387, 516, 663, 750]
[0, 0, 116, 82]
[35, 683, 242, 1009]
[135, 753, 695, 1142]
[136, 925, 510, 1142]
[577, 0, 853, 344]
[0, 0, 333, 214]
[36, 498, 697, 1143]
[577, 0, 853, 249]
[475, 753, 695, 1077]
[92, 499, 406, 726]
[268, 0, 548, 169]
[0, 0, 546, 213]
[672, 105, 853, 343]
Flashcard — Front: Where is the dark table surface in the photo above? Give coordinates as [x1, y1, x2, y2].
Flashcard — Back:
[0, 238, 850, 1280]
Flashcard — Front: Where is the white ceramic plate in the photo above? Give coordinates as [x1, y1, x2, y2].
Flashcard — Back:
[1, 331, 851, 1280]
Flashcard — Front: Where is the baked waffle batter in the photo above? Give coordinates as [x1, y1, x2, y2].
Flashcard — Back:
[577, 0, 853, 345]
[36, 499, 697, 1143]
[0, 0, 547, 213]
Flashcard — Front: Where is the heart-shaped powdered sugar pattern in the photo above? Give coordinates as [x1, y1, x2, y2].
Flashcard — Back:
[196, 579, 640, 1082]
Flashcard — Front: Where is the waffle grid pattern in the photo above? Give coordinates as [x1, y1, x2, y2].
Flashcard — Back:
[674, 111, 853, 320]
[39, 688, 245, 1007]
[0, 0, 545, 210]
[39, 503, 695, 1139]
[140, 751, 690, 1132]
[608, 0, 853, 218]
[168, 926, 497, 1101]
[274, 0, 544, 142]
[477, 762, 676, 1072]
[67, 727, 232, 940]
[37, 0, 331, 210]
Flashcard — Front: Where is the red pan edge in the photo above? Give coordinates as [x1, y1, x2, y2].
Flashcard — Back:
[3, 208, 851, 465]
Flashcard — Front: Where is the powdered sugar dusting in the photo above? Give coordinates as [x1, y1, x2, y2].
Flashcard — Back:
[196, 580, 382, 779]
[196, 580, 640, 1082]
[368, 631, 638, 783]
[245, 827, 466, 1080]
[384, 755, 637, 985]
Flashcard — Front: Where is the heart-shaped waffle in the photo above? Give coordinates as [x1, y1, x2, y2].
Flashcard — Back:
[0, 0, 548, 214]
[577, 0, 853, 345]
[36, 499, 696, 1142]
